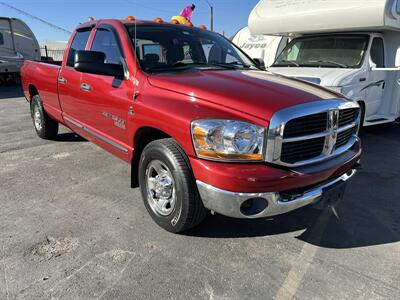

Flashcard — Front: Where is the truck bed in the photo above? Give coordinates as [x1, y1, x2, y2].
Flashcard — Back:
[20, 59, 62, 122]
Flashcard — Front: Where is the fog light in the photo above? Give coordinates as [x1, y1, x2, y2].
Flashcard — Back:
[240, 197, 268, 216]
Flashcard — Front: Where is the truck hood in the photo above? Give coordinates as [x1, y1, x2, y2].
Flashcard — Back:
[147, 69, 338, 121]
[268, 67, 362, 87]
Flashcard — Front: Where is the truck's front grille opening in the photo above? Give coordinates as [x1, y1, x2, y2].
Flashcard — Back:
[283, 112, 327, 138]
[336, 127, 356, 149]
[281, 137, 325, 164]
[339, 108, 358, 127]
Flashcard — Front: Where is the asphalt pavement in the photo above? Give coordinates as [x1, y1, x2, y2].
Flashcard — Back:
[1, 84, 399, 299]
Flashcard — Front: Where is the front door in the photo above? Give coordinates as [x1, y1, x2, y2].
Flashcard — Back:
[78, 26, 132, 151]
[365, 37, 387, 117]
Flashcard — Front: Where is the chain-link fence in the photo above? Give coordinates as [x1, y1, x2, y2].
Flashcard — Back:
[40, 46, 65, 61]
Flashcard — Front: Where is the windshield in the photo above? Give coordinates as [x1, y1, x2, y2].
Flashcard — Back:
[273, 35, 369, 68]
[126, 25, 256, 72]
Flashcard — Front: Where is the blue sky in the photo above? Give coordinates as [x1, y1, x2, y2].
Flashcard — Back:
[0, 0, 259, 43]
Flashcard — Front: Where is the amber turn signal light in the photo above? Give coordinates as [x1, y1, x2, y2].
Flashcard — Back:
[154, 17, 164, 23]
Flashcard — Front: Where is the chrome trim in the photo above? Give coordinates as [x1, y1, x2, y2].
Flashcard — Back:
[266, 99, 360, 167]
[63, 116, 128, 153]
[283, 130, 330, 143]
[80, 83, 92, 91]
[323, 109, 339, 155]
[197, 168, 357, 219]
[58, 77, 67, 84]
[64, 116, 82, 129]
[337, 121, 358, 133]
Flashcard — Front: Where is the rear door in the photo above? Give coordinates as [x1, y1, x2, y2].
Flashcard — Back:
[58, 28, 92, 121]
[78, 25, 132, 148]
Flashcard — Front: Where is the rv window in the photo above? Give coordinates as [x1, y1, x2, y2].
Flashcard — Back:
[370, 38, 385, 68]
[273, 35, 369, 68]
[66, 29, 92, 67]
[0, 32, 3, 45]
[397, 0, 400, 14]
[143, 44, 162, 57]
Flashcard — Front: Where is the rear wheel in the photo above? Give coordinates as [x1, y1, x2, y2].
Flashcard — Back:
[138, 138, 207, 233]
[31, 94, 59, 139]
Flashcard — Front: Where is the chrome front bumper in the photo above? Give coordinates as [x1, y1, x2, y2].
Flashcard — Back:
[196, 169, 357, 219]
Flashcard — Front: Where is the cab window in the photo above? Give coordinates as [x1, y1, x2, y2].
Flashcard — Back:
[91, 28, 122, 64]
[66, 29, 91, 67]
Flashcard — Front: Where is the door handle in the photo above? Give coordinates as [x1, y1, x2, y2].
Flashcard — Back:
[80, 83, 92, 91]
[58, 77, 67, 84]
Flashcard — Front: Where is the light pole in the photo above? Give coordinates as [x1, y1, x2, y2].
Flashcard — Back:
[203, 0, 214, 31]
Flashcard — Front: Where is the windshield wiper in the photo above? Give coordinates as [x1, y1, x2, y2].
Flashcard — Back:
[309, 60, 348, 68]
[210, 61, 251, 69]
[146, 62, 208, 72]
[274, 60, 300, 67]
[146, 61, 251, 73]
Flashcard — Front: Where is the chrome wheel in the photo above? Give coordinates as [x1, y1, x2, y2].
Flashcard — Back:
[145, 160, 176, 216]
[33, 105, 42, 131]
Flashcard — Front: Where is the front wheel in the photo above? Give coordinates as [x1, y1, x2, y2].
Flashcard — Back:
[138, 138, 207, 233]
[31, 94, 59, 139]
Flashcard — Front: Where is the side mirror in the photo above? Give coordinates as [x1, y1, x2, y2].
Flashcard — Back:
[74, 50, 124, 79]
[253, 58, 265, 70]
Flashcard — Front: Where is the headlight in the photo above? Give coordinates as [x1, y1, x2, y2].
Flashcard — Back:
[326, 86, 343, 94]
[191, 119, 265, 161]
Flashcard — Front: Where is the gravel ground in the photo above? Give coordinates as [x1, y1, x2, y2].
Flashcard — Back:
[1, 84, 399, 299]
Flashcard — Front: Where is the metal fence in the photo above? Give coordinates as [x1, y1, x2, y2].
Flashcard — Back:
[40, 46, 65, 61]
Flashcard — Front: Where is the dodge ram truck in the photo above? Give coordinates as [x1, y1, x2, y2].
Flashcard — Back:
[21, 18, 362, 232]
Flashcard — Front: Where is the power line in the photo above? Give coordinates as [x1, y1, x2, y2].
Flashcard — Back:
[0, 1, 71, 35]
[124, 0, 208, 15]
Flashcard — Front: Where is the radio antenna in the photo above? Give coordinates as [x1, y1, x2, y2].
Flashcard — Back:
[133, 3, 139, 102]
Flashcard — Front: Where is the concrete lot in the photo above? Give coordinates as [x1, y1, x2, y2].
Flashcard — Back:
[0, 84, 399, 300]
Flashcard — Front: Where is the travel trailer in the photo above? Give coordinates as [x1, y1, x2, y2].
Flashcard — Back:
[232, 26, 288, 67]
[249, 0, 400, 126]
[0, 17, 40, 83]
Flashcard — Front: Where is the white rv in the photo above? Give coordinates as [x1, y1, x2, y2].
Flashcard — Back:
[249, 0, 400, 126]
[232, 26, 288, 67]
[0, 17, 40, 83]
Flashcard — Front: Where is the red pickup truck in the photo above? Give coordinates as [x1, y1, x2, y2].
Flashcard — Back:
[21, 18, 361, 232]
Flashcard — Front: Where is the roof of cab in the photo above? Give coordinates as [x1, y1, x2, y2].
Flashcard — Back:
[76, 18, 199, 30]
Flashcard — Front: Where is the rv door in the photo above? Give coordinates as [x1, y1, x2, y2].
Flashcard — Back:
[366, 37, 387, 116]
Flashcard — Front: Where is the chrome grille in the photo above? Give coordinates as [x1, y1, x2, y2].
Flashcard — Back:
[266, 99, 360, 167]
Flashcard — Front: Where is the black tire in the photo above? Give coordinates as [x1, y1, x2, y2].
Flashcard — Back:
[138, 138, 207, 233]
[31, 94, 59, 139]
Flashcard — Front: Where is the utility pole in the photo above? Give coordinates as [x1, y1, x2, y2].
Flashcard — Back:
[203, 0, 214, 31]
